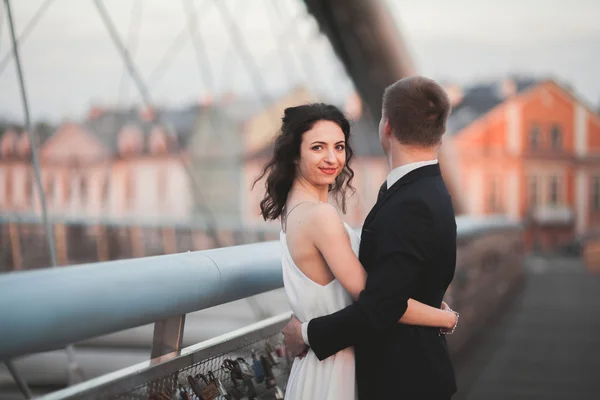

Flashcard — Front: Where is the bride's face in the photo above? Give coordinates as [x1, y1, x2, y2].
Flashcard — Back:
[296, 120, 346, 187]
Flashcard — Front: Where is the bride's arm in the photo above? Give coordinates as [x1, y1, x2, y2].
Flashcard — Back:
[400, 299, 455, 329]
[309, 205, 456, 330]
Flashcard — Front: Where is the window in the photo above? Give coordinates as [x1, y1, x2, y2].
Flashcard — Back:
[529, 124, 541, 150]
[125, 171, 135, 209]
[65, 176, 72, 202]
[45, 175, 55, 202]
[488, 177, 501, 212]
[6, 169, 12, 206]
[79, 177, 88, 204]
[549, 176, 561, 205]
[101, 177, 110, 205]
[157, 168, 167, 206]
[592, 176, 600, 212]
[551, 124, 562, 150]
[25, 172, 33, 206]
[528, 176, 538, 207]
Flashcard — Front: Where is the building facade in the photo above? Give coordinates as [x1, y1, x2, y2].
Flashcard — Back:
[451, 79, 600, 250]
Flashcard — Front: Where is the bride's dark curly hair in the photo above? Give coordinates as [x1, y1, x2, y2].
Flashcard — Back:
[253, 103, 356, 221]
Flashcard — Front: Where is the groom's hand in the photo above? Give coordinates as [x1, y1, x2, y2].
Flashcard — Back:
[282, 315, 309, 358]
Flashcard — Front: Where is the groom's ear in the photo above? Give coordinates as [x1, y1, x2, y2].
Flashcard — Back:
[384, 119, 394, 140]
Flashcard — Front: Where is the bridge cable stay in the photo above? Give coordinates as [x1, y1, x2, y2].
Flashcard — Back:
[276, 0, 338, 99]
[0, 6, 4, 53]
[213, 0, 313, 130]
[181, 0, 216, 100]
[92, 0, 224, 248]
[208, 0, 312, 166]
[210, 0, 287, 320]
[0, 0, 55, 78]
[145, 0, 213, 89]
[121, 0, 233, 156]
[95, 0, 286, 330]
[123, 0, 233, 167]
[140, 0, 272, 324]
[213, 1, 274, 110]
[1, 0, 84, 395]
[180, 0, 264, 280]
[117, 0, 144, 106]
[212, 2, 245, 96]
[211, 0, 290, 164]
[180, 0, 238, 163]
[264, 0, 303, 89]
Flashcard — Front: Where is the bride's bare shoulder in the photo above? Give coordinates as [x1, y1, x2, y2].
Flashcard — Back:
[306, 203, 345, 232]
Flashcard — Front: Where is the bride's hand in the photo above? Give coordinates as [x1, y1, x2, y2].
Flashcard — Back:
[440, 301, 458, 333]
[282, 315, 309, 358]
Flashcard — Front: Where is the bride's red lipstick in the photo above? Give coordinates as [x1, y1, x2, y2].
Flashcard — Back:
[319, 167, 337, 175]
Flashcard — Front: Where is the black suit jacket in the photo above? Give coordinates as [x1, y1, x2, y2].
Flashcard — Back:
[307, 164, 457, 399]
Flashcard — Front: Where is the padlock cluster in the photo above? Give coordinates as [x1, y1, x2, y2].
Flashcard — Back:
[148, 343, 289, 400]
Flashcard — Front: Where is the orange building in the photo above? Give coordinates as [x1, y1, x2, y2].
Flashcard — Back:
[451, 78, 600, 251]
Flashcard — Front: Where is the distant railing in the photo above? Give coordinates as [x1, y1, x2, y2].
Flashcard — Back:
[0, 212, 280, 272]
[0, 215, 525, 398]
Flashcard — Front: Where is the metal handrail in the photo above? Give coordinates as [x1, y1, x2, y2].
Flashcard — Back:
[0, 215, 522, 361]
[0, 240, 282, 361]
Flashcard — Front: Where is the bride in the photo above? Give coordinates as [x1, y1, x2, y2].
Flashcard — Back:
[254, 103, 457, 399]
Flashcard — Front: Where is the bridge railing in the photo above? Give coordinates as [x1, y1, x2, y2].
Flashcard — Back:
[0, 215, 525, 398]
[38, 312, 294, 400]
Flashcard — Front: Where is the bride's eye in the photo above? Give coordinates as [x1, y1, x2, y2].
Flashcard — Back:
[311, 145, 322, 151]
[336, 145, 345, 151]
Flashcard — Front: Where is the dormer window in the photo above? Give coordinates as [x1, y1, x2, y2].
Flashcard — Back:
[529, 124, 540, 150]
[551, 124, 562, 150]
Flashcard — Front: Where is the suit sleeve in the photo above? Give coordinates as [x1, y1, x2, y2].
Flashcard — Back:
[307, 199, 433, 361]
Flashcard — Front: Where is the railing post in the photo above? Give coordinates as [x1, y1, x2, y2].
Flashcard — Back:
[96, 225, 109, 261]
[130, 226, 145, 258]
[8, 223, 22, 270]
[161, 227, 177, 254]
[150, 315, 186, 359]
[4, 360, 32, 399]
[54, 223, 68, 265]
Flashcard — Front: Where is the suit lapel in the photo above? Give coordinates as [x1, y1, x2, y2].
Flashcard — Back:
[363, 164, 441, 228]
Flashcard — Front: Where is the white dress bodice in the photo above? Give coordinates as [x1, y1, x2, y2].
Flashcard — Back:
[280, 222, 360, 400]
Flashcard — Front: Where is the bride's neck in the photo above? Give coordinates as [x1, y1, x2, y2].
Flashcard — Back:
[289, 179, 328, 203]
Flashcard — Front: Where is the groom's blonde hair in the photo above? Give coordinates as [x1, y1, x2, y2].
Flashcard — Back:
[382, 76, 451, 147]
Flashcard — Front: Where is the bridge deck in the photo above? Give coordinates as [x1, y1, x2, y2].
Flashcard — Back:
[455, 255, 600, 400]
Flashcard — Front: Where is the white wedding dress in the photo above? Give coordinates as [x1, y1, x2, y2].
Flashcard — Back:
[281, 222, 360, 400]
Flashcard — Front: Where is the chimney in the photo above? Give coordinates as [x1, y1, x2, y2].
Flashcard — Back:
[17, 132, 31, 157]
[140, 106, 156, 122]
[222, 92, 236, 103]
[344, 91, 363, 120]
[500, 79, 517, 98]
[88, 106, 105, 120]
[199, 93, 214, 105]
[443, 84, 464, 107]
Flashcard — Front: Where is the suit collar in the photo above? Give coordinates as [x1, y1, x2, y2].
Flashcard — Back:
[386, 160, 439, 189]
[386, 163, 441, 194]
[364, 164, 441, 227]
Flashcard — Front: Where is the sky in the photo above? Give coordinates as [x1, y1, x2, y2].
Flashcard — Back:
[0, 0, 599, 123]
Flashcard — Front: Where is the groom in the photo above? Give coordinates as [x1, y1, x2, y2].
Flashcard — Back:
[282, 76, 458, 399]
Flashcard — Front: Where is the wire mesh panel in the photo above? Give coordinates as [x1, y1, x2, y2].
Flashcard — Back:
[114, 336, 288, 400]
[39, 312, 293, 400]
